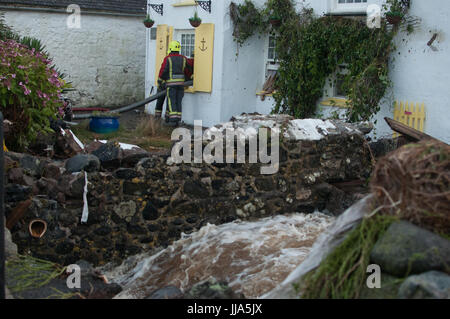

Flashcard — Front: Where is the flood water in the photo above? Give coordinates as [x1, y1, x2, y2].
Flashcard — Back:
[104, 212, 334, 299]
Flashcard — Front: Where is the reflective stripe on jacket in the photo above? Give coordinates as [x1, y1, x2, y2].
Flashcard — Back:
[159, 53, 192, 86]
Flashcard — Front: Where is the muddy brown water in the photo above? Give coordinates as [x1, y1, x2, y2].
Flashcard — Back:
[102, 212, 334, 299]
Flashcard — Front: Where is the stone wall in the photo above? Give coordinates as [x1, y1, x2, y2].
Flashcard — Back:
[3, 10, 146, 108]
[4, 116, 373, 266]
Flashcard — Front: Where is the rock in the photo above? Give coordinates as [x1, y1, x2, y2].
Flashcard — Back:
[6, 152, 43, 177]
[60, 173, 86, 198]
[184, 278, 244, 299]
[7, 167, 25, 184]
[142, 202, 159, 221]
[398, 271, 450, 299]
[84, 140, 104, 154]
[65, 154, 100, 173]
[136, 157, 157, 174]
[19, 154, 43, 177]
[360, 272, 403, 299]
[184, 180, 209, 197]
[147, 286, 184, 299]
[4, 226, 18, 259]
[369, 138, 399, 158]
[114, 201, 137, 222]
[114, 168, 140, 180]
[122, 148, 150, 168]
[36, 178, 59, 197]
[370, 221, 450, 277]
[54, 129, 84, 157]
[42, 162, 63, 179]
[5, 184, 32, 202]
[92, 142, 123, 169]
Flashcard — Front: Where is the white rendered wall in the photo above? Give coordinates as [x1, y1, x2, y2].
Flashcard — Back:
[3, 10, 146, 108]
[372, 0, 450, 143]
[146, 0, 450, 143]
[145, 2, 225, 127]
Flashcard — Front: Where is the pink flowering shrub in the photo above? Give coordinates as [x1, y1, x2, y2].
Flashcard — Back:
[0, 39, 63, 150]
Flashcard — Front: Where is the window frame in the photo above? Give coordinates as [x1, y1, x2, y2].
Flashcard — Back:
[259, 35, 279, 96]
[321, 64, 351, 108]
[174, 29, 196, 58]
[329, 0, 369, 15]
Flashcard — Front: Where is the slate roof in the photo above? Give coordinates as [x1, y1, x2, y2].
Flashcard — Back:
[0, 0, 147, 15]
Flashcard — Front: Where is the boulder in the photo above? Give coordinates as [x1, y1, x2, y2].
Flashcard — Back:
[65, 154, 100, 173]
[370, 221, 450, 277]
[398, 271, 450, 299]
[359, 272, 403, 299]
[122, 148, 151, 168]
[92, 142, 123, 169]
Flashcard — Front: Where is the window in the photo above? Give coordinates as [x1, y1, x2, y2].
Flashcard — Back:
[268, 35, 277, 62]
[338, 0, 367, 3]
[176, 31, 195, 58]
[321, 64, 350, 107]
[330, 0, 368, 14]
[259, 35, 279, 98]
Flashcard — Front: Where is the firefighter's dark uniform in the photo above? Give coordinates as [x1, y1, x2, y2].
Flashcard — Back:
[158, 52, 193, 123]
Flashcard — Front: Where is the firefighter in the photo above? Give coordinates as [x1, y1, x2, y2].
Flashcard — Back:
[157, 40, 193, 125]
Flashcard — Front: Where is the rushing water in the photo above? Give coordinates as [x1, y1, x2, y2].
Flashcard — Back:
[104, 212, 334, 299]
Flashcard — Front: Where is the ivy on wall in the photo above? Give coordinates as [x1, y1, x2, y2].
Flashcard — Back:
[230, 0, 408, 122]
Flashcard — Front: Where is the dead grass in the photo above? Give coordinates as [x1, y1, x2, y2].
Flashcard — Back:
[70, 114, 174, 151]
[370, 139, 450, 235]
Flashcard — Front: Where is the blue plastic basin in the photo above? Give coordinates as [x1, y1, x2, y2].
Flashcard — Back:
[89, 117, 119, 134]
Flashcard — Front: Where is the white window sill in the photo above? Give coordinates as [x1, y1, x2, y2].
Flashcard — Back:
[329, 5, 368, 15]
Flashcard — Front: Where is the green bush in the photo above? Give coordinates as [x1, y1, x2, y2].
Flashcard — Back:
[0, 39, 64, 151]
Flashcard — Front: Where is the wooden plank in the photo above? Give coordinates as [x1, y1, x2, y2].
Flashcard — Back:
[385, 117, 438, 142]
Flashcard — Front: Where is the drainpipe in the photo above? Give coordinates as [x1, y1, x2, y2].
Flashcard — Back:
[0, 6, 146, 18]
[0, 111, 5, 299]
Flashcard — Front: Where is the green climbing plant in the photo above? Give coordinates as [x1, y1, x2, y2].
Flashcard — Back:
[230, 0, 410, 122]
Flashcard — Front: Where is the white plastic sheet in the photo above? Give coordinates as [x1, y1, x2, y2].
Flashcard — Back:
[81, 172, 89, 223]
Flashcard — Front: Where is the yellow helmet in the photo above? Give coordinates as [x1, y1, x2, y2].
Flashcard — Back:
[168, 40, 181, 53]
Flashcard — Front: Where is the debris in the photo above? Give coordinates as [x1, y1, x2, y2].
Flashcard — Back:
[81, 172, 89, 224]
[384, 117, 442, 143]
[55, 128, 85, 157]
[370, 139, 450, 234]
[6, 199, 32, 230]
[28, 219, 48, 239]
